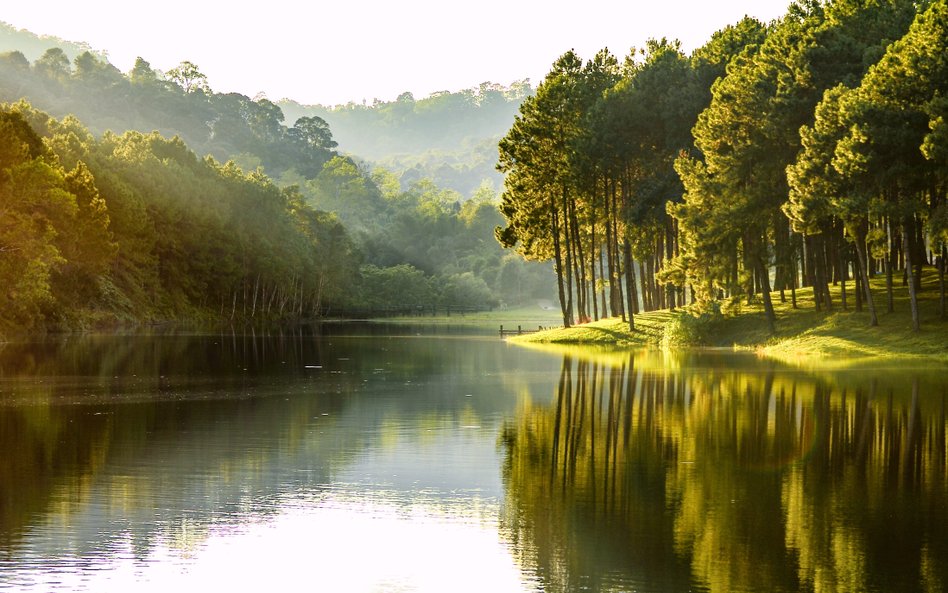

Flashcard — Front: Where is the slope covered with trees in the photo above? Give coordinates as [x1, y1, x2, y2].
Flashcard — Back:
[0, 101, 358, 333]
[497, 0, 948, 334]
[280, 82, 532, 197]
[0, 27, 553, 332]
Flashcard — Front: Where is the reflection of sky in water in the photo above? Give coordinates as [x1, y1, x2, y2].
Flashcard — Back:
[4, 331, 947, 593]
[11, 498, 537, 593]
[1, 377, 538, 592]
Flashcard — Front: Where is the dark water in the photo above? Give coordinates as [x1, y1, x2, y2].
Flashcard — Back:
[0, 325, 945, 592]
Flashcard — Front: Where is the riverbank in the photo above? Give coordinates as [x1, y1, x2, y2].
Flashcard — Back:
[510, 267, 948, 365]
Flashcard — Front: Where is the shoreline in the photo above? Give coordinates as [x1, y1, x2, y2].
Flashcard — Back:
[508, 269, 948, 366]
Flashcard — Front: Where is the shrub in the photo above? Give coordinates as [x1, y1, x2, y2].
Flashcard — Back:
[662, 303, 724, 347]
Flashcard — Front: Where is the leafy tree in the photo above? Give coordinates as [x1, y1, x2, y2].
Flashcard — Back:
[129, 57, 158, 85]
[290, 115, 337, 151]
[831, 0, 948, 331]
[497, 50, 617, 327]
[33, 47, 70, 80]
[676, 0, 918, 332]
[306, 155, 386, 232]
[0, 50, 28, 71]
[166, 60, 210, 94]
[786, 84, 884, 325]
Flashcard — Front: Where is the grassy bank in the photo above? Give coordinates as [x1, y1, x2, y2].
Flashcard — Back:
[383, 304, 564, 328]
[511, 266, 948, 365]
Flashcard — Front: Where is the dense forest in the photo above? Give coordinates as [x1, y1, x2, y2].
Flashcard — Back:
[7, 0, 948, 336]
[497, 0, 948, 332]
[0, 23, 553, 334]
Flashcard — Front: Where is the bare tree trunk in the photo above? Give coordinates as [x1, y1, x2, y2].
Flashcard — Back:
[886, 216, 895, 313]
[567, 197, 587, 323]
[854, 223, 878, 326]
[837, 222, 847, 311]
[590, 214, 599, 321]
[806, 235, 822, 312]
[552, 200, 570, 328]
[939, 244, 946, 320]
[903, 217, 920, 332]
[626, 254, 637, 316]
[665, 216, 676, 311]
[749, 230, 775, 334]
[623, 240, 635, 331]
[598, 245, 608, 318]
[562, 188, 576, 326]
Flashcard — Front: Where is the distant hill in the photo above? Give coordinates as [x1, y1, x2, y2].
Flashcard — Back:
[0, 27, 556, 324]
[279, 81, 532, 196]
[0, 20, 532, 198]
[0, 21, 101, 61]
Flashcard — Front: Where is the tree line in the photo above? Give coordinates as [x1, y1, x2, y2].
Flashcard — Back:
[502, 353, 947, 592]
[497, 0, 948, 332]
[280, 81, 533, 197]
[0, 101, 359, 332]
[0, 37, 555, 331]
[0, 99, 555, 333]
[0, 45, 338, 180]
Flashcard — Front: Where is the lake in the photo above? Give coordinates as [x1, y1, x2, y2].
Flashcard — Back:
[0, 324, 945, 592]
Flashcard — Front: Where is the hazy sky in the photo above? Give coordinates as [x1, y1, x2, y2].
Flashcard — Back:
[3, 0, 792, 106]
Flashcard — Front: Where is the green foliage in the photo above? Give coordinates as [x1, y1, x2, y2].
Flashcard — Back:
[0, 101, 362, 331]
[277, 82, 532, 198]
[356, 264, 432, 309]
[0, 21, 97, 62]
[165, 61, 209, 94]
[662, 303, 725, 348]
[437, 272, 497, 309]
[0, 45, 337, 185]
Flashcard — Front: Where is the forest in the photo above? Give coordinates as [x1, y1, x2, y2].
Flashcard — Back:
[0, 23, 552, 333]
[497, 0, 948, 333]
[5, 0, 948, 336]
[280, 81, 531, 196]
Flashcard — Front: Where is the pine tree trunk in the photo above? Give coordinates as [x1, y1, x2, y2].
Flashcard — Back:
[886, 216, 895, 313]
[665, 216, 676, 311]
[598, 245, 608, 320]
[911, 212, 923, 293]
[610, 179, 623, 317]
[903, 217, 920, 332]
[567, 198, 587, 323]
[551, 200, 570, 328]
[623, 240, 635, 331]
[806, 236, 822, 312]
[819, 232, 834, 311]
[939, 244, 946, 320]
[854, 225, 878, 326]
[752, 233, 776, 335]
[838, 224, 847, 311]
[590, 216, 599, 321]
[854, 253, 863, 313]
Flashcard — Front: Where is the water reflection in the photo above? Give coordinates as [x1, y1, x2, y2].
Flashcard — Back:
[3, 329, 947, 592]
[0, 328, 556, 592]
[500, 348, 948, 593]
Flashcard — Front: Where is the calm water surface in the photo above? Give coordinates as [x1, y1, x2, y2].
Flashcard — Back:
[0, 324, 945, 592]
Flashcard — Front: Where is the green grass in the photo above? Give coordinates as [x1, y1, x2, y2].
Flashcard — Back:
[512, 266, 948, 365]
[381, 303, 564, 329]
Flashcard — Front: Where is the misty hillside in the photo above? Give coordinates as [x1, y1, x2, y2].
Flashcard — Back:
[0, 23, 556, 332]
[280, 83, 531, 196]
[0, 21, 100, 62]
[0, 21, 531, 198]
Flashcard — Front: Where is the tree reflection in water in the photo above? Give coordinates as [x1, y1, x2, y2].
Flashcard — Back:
[500, 350, 948, 593]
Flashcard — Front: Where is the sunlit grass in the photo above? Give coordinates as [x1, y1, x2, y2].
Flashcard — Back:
[512, 267, 948, 365]
[386, 303, 564, 328]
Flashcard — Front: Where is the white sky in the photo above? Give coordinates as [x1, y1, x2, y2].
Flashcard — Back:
[2, 0, 792, 106]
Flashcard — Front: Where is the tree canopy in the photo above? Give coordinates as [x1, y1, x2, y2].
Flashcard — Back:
[497, 0, 946, 332]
